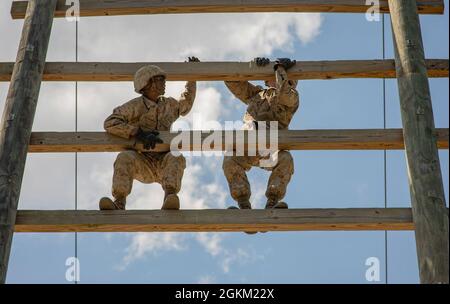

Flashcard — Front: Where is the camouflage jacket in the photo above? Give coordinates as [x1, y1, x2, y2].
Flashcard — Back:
[104, 81, 196, 138]
[225, 70, 299, 130]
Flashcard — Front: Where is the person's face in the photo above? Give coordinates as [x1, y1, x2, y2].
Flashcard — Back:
[142, 75, 166, 100]
[151, 75, 166, 95]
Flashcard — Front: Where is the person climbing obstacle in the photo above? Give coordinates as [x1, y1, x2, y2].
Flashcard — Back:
[223, 57, 299, 213]
[99, 58, 200, 211]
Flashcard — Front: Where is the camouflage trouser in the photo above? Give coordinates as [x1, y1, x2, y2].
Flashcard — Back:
[112, 150, 186, 199]
[222, 150, 294, 202]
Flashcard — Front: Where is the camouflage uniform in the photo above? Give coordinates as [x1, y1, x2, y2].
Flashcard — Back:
[104, 81, 196, 202]
[223, 68, 299, 205]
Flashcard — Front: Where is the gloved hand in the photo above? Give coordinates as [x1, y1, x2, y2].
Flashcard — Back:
[274, 58, 296, 71]
[253, 57, 270, 67]
[136, 128, 163, 150]
[187, 56, 200, 62]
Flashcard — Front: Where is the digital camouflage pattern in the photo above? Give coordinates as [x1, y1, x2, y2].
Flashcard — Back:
[225, 68, 298, 131]
[104, 80, 196, 206]
[223, 67, 299, 207]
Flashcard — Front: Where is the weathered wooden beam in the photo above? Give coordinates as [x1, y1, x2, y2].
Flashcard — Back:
[27, 129, 449, 153]
[0, 0, 57, 284]
[10, 0, 445, 19]
[0, 59, 448, 82]
[14, 208, 418, 233]
[389, 0, 449, 284]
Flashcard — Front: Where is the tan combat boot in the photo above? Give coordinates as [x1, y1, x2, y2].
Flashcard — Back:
[265, 199, 288, 209]
[228, 199, 252, 210]
[261, 199, 288, 233]
[162, 193, 180, 210]
[99, 197, 126, 210]
[228, 200, 256, 235]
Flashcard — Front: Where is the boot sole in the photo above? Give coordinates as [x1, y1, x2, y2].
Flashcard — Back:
[99, 197, 121, 210]
[162, 195, 180, 210]
[274, 202, 289, 209]
[227, 206, 257, 235]
[261, 202, 289, 233]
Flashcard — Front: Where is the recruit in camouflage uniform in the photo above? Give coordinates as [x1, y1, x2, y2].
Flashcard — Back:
[99, 58, 200, 211]
[223, 57, 299, 211]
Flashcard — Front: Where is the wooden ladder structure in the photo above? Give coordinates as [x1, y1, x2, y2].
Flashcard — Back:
[0, 0, 449, 284]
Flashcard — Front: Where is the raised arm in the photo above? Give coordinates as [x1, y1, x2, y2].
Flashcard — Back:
[178, 80, 197, 116]
[275, 65, 299, 108]
[225, 80, 262, 104]
[224, 57, 270, 104]
[273, 59, 299, 108]
[178, 57, 200, 116]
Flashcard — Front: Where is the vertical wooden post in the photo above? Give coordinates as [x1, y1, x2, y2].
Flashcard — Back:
[0, 0, 57, 284]
[388, 0, 449, 283]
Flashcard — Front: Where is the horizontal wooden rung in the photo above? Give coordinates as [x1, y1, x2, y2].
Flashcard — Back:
[28, 129, 449, 153]
[10, 0, 445, 19]
[0, 60, 448, 82]
[15, 208, 417, 233]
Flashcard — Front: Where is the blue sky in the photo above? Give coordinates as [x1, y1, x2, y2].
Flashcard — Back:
[0, 1, 448, 283]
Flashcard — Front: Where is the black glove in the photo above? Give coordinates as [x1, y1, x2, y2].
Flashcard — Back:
[254, 57, 270, 67]
[274, 58, 296, 71]
[136, 128, 163, 150]
[187, 56, 200, 62]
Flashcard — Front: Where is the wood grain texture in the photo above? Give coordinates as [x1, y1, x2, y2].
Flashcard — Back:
[10, 0, 445, 19]
[27, 129, 449, 153]
[15, 208, 418, 232]
[0, 0, 57, 284]
[390, 0, 449, 284]
[0, 59, 448, 82]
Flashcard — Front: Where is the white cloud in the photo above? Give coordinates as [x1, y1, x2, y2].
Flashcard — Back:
[174, 85, 226, 131]
[76, 13, 323, 61]
[115, 156, 234, 271]
[220, 248, 254, 274]
[196, 233, 223, 257]
[0, 1, 323, 276]
[197, 275, 216, 284]
[195, 232, 263, 275]
[224, 13, 322, 59]
[293, 14, 323, 44]
[120, 232, 186, 270]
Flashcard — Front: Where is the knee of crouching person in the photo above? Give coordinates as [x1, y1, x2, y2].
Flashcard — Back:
[114, 151, 136, 167]
[166, 153, 186, 169]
